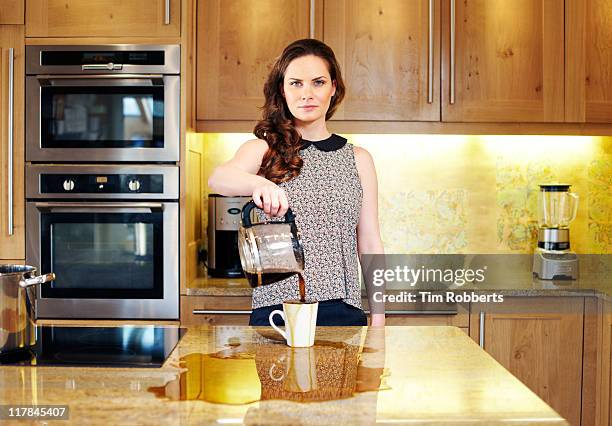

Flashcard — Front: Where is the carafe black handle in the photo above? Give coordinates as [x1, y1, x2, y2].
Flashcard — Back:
[241, 200, 296, 228]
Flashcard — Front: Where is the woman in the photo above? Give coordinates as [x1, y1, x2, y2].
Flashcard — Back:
[208, 39, 385, 326]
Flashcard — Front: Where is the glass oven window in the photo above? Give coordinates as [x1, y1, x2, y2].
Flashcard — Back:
[40, 86, 164, 148]
[40, 212, 164, 299]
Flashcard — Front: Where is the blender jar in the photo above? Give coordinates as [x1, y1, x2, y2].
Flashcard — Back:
[538, 184, 579, 229]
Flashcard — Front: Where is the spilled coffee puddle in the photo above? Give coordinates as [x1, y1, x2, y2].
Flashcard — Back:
[149, 340, 390, 405]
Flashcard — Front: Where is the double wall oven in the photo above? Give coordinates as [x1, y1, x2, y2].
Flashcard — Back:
[25, 45, 180, 319]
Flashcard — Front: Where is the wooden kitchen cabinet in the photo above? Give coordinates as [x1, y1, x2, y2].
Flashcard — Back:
[470, 297, 584, 426]
[566, 0, 612, 123]
[194, 0, 574, 128]
[441, 0, 564, 122]
[197, 0, 441, 123]
[196, 0, 315, 121]
[0, 25, 25, 260]
[0, 0, 24, 25]
[324, 0, 440, 121]
[25, 0, 180, 38]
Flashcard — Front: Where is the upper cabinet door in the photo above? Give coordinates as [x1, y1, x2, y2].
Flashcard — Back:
[25, 0, 180, 37]
[0, 26, 25, 259]
[566, 0, 612, 122]
[441, 0, 564, 122]
[324, 0, 440, 121]
[0, 0, 25, 24]
[197, 0, 311, 121]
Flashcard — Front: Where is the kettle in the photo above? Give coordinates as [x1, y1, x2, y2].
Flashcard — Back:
[238, 200, 305, 288]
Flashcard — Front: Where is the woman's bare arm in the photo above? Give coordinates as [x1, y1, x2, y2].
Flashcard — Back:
[354, 146, 385, 326]
[208, 139, 269, 195]
[208, 139, 289, 216]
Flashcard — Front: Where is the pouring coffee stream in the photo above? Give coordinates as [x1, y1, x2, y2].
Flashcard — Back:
[238, 201, 307, 302]
[298, 274, 306, 303]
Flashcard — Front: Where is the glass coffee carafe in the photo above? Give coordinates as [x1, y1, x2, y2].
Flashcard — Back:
[537, 184, 579, 229]
[238, 200, 305, 288]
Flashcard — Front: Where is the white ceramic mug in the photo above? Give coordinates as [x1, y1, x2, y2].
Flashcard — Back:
[268, 301, 318, 347]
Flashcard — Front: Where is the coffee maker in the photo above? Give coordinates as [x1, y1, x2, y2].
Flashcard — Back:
[532, 184, 579, 280]
[207, 195, 251, 278]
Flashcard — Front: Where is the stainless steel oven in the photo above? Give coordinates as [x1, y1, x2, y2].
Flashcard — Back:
[25, 165, 179, 319]
[25, 45, 179, 162]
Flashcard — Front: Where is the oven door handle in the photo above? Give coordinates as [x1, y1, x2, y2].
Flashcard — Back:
[36, 75, 164, 86]
[34, 202, 164, 213]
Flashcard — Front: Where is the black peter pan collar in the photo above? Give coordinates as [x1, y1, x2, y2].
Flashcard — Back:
[300, 134, 347, 152]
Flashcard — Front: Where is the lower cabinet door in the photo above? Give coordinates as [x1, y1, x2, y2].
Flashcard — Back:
[470, 297, 584, 426]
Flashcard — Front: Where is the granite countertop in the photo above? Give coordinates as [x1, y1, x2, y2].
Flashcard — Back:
[0, 326, 567, 425]
[188, 255, 612, 301]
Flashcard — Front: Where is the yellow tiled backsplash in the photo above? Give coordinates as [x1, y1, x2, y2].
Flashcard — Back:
[192, 133, 611, 254]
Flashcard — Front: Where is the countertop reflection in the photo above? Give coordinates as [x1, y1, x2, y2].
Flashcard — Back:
[0, 326, 567, 425]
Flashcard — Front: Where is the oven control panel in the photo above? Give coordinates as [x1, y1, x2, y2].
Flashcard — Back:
[40, 174, 163, 194]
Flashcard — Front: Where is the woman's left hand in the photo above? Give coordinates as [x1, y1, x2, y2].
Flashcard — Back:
[370, 313, 385, 327]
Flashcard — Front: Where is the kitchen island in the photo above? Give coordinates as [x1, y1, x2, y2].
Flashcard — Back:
[0, 326, 567, 425]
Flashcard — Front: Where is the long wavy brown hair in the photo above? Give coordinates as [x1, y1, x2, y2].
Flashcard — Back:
[254, 39, 345, 183]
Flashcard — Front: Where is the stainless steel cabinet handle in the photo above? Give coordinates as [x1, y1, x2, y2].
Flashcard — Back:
[164, 0, 171, 25]
[192, 310, 252, 315]
[37, 75, 164, 88]
[428, 0, 434, 103]
[37, 74, 163, 80]
[309, 0, 315, 38]
[34, 202, 163, 214]
[450, 0, 456, 104]
[7, 48, 14, 236]
[479, 311, 485, 347]
[35, 202, 163, 209]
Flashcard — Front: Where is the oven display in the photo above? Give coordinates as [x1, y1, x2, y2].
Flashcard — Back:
[40, 50, 166, 66]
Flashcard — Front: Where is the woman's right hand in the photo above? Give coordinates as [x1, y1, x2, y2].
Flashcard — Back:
[252, 183, 289, 217]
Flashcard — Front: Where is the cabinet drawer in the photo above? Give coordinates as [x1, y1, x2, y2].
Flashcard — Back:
[366, 298, 469, 328]
[385, 314, 468, 328]
[181, 295, 252, 326]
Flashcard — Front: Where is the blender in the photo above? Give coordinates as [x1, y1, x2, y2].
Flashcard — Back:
[532, 184, 579, 280]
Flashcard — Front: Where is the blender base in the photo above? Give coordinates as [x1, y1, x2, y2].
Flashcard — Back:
[532, 250, 579, 280]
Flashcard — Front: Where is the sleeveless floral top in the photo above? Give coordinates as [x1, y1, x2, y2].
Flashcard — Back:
[251, 134, 364, 310]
